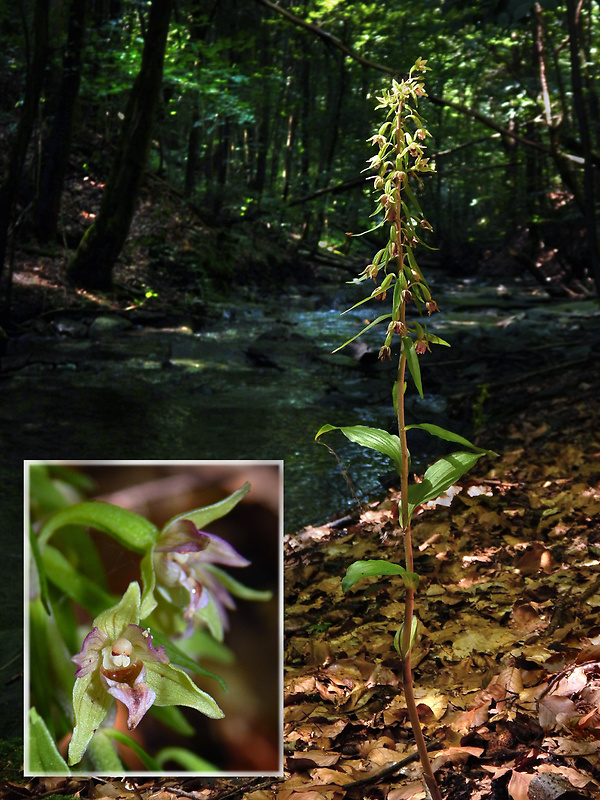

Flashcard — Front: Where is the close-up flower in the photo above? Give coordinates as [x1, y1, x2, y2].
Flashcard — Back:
[69, 581, 223, 766]
[153, 517, 269, 641]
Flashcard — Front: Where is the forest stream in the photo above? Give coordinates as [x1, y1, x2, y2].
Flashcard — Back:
[3, 272, 599, 535]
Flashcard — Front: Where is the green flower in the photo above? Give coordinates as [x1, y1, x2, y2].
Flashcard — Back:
[68, 582, 223, 766]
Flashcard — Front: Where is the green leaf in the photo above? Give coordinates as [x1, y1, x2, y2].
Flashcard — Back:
[103, 729, 161, 771]
[163, 482, 251, 533]
[30, 526, 50, 614]
[28, 707, 70, 773]
[402, 179, 423, 215]
[332, 313, 391, 353]
[174, 627, 235, 665]
[156, 746, 219, 772]
[406, 423, 497, 454]
[316, 424, 403, 475]
[38, 501, 160, 553]
[85, 728, 124, 772]
[42, 545, 117, 616]
[403, 336, 423, 398]
[427, 334, 451, 347]
[149, 704, 195, 737]
[342, 559, 419, 592]
[407, 451, 486, 514]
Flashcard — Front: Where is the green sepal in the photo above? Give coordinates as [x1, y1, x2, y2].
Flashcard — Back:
[316, 424, 403, 476]
[402, 336, 424, 398]
[162, 482, 250, 533]
[342, 559, 419, 592]
[145, 660, 224, 719]
[407, 450, 487, 515]
[427, 334, 450, 346]
[174, 626, 235, 665]
[28, 707, 70, 773]
[193, 593, 225, 642]
[94, 581, 141, 640]
[38, 501, 160, 553]
[69, 670, 113, 765]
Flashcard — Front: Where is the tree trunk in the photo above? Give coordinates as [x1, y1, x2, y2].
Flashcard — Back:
[566, 0, 600, 299]
[0, 0, 49, 307]
[67, 0, 173, 289]
[36, 0, 87, 243]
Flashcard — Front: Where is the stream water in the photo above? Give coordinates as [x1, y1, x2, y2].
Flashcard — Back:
[3, 274, 600, 534]
[2, 270, 600, 737]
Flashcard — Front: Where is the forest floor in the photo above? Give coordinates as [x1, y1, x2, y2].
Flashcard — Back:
[4, 326, 600, 800]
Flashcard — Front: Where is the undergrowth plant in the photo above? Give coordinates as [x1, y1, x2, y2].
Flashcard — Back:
[27, 465, 272, 774]
[316, 59, 496, 800]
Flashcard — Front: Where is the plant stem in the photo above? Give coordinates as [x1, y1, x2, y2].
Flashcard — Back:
[395, 161, 442, 800]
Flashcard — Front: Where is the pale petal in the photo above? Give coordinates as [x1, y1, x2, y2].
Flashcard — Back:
[191, 533, 250, 568]
[72, 627, 108, 677]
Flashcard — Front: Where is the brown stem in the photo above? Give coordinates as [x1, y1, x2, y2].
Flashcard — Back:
[394, 148, 442, 800]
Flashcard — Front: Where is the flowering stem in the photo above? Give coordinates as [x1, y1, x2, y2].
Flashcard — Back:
[394, 97, 442, 800]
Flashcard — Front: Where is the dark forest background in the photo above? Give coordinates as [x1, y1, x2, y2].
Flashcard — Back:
[0, 0, 599, 313]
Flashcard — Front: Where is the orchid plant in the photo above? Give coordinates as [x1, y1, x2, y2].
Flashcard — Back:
[27, 465, 272, 774]
[316, 60, 496, 800]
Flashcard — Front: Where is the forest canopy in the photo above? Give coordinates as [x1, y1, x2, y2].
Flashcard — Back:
[0, 0, 598, 301]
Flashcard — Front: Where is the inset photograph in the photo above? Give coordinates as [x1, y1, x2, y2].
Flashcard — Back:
[25, 461, 282, 776]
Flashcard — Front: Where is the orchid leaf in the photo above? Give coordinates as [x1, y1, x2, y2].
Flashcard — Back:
[407, 423, 498, 455]
[332, 313, 391, 352]
[28, 707, 70, 773]
[403, 336, 423, 398]
[38, 501, 160, 553]
[342, 559, 419, 592]
[407, 451, 486, 515]
[316, 424, 403, 475]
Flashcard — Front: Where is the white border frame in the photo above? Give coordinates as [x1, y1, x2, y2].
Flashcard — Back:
[24, 459, 284, 778]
